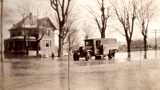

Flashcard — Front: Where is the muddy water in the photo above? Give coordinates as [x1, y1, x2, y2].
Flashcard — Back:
[0, 50, 160, 90]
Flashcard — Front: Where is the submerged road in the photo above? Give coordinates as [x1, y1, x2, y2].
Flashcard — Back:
[0, 50, 160, 90]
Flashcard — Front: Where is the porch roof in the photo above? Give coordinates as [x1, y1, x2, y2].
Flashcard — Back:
[5, 36, 37, 41]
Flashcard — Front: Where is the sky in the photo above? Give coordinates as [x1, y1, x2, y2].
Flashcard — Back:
[2, 0, 160, 43]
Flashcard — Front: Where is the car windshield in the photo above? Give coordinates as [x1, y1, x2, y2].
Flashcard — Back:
[85, 40, 93, 46]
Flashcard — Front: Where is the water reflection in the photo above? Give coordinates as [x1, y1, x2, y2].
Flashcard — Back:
[0, 62, 5, 90]
[71, 64, 160, 90]
[0, 50, 160, 90]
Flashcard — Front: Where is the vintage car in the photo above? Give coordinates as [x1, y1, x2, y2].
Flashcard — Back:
[73, 38, 118, 61]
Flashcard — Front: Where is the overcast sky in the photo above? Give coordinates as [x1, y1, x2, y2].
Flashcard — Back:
[3, 0, 160, 43]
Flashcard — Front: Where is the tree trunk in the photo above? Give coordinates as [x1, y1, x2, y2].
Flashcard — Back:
[24, 36, 28, 55]
[144, 36, 147, 59]
[58, 35, 63, 57]
[36, 41, 40, 56]
[127, 40, 131, 58]
[101, 30, 105, 38]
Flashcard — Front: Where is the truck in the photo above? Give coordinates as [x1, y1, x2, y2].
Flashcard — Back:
[73, 38, 119, 61]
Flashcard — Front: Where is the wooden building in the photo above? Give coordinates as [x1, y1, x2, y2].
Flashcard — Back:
[4, 13, 57, 57]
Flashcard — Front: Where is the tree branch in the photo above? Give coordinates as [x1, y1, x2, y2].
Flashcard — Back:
[37, 33, 45, 42]
[50, 0, 57, 10]
[95, 18, 101, 32]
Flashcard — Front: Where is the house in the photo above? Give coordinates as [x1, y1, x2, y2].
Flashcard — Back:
[4, 13, 57, 57]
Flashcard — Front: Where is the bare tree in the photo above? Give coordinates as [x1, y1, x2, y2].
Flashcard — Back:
[50, 0, 73, 57]
[17, 4, 38, 55]
[113, 0, 137, 58]
[88, 0, 110, 38]
[137, 0, 155, 59]
[62, 18, 79, 54]
[66, 29, 81, 51]
[17, 12, 45, 56]
[35, 28, 45, 56]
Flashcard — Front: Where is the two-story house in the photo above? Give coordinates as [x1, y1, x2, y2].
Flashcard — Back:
[4, 13, 57, 57]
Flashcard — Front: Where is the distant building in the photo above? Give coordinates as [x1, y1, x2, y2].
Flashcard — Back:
[131, 40, 152, 50]
[4, 13, 57, 57]
[119, 39, 153, 51]
[131, 40, 144, 50]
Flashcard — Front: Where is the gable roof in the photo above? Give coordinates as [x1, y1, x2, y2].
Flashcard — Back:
[38, 17, 56, 30]
[11, 13, 56, 31]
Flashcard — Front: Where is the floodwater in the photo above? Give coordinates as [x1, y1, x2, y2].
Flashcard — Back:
[0, 50, 160, 90]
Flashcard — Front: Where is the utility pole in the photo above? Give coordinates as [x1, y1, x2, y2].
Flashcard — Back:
[155, 30, 157, 50]
[0, 0, 4, 62]
[68, 34, 71, 90]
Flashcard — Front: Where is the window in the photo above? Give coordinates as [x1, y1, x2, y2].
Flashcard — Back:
[45, 40, 51, 48]
[46, 43, 49, 47]
[85, 40, 93, 46]
[48, 30, 51, 36]
[96, 40, 101, 48]
[11, 33, 16, 37]
[17, 31, 22, 36]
